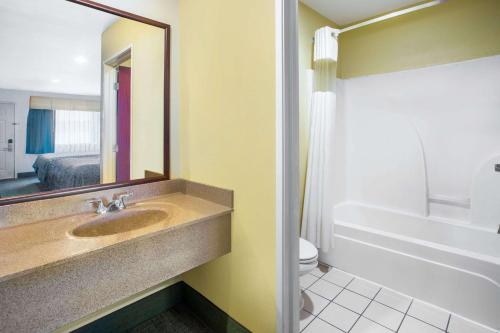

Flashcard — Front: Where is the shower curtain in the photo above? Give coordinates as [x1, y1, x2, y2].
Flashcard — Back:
[301, 27, 338, 250]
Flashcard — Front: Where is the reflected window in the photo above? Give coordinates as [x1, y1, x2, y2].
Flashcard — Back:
[55, 110, 100, 154]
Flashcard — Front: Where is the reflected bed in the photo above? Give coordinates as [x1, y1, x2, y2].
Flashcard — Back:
[33, 154, 101, 190]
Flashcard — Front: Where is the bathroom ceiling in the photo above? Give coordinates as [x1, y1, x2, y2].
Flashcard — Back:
[301, 0, 429, 26]
[0, 0, 117, 95]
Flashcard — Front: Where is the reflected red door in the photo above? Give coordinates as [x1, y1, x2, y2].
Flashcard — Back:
[116, 66, 131, 182]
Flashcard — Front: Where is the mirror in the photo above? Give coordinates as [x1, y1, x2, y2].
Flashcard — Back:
[0, 0, 169, 203]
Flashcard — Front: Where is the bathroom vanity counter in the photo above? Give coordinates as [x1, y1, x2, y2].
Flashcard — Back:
[0, 192, 232, 283]
[0, 179, 233, 333]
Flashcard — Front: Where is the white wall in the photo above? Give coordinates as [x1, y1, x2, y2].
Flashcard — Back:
[0, 88, 99, 175]
[471, 154, 500, 229]
[339, 55, 500, 227]
[344, 102, 428, 216]
[97, 0, 180, 177]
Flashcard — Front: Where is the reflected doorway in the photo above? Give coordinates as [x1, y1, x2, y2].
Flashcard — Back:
[116, 65, 131, 182]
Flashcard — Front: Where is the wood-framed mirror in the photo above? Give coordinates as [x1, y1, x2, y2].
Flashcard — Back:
[0, 0, 170, 206]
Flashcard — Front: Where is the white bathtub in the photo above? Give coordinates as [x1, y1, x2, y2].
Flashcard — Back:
[321, 201, 500, 329]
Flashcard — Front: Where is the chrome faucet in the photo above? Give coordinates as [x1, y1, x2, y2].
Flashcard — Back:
[87, 192, 133, 214]
[87, 198, 107, 215]
[109, 192, 133, 211]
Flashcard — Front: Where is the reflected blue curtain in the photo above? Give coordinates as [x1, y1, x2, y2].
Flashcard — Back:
[26, 109, 55, 154]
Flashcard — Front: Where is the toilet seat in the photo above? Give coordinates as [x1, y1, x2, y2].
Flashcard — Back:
[299, 238, 319, 310]
[300, 238, 318, 262]
[300, 256, 318, 264]
[299, 238, 318, 279]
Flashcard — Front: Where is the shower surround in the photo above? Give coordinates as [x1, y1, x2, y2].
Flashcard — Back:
[318, 55, 500, 330]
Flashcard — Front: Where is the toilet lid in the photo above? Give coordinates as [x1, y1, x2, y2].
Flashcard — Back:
[300, 238, 318, 261]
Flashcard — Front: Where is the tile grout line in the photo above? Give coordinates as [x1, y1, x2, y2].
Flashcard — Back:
[310, 268, 395, 332]
[362, 316, 400, 332]
[322, 276, 356, 332]
[325, 278, 404, 332]
[317, 317, 347, 332]
[445, 313, 451, 332]
[309, 270, 327, 279]
[338, 281, 410, 316]
[322, 266, 414, 314]
[325, 270, 406, 332]
[300, 308, 315, 332]
[348, 287, 382, 332]
[299, 274, 322, 332]
[314, 265, 491, 333]
[309, 264, 329, 279]
[300, 270, 336, 332]
[326, 266, 449, 332]
[343, 280, 379, 300]
[371, 298, 409, 315]
[316, 273, 381, 304]
[337, 283, 412, 317]
[311, 275, 356, 332]
[396, 298, 413, 332]
[405, 313, 448, 332]
[302, 274, 321, 289]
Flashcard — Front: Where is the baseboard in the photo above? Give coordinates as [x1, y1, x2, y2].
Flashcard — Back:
[183, 282, 250, 333]
[72, 282, 250, 333]
[17, 172, 36, 178]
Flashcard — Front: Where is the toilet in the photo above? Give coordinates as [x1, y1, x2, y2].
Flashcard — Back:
[300, 237, 319, 276]
[299, 238, 318, 310]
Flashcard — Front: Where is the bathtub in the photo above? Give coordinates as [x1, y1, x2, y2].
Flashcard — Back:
[321, 201, 500, 329]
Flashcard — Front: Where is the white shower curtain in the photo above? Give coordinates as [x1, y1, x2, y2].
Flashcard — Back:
[301, 27, 338, 250]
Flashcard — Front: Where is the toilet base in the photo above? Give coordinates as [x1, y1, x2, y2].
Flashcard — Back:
[299, 260, 319, 276]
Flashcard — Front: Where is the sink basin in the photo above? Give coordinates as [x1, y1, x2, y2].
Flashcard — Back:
[71, 209, 169, 237]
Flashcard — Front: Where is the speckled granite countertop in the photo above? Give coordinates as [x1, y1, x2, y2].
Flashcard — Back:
[0, 192, 232, 283]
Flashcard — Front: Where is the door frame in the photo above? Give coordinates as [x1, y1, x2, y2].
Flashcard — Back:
[101, 46, 132, 184]
[0, 102, 16, 180]
[275, 0, 300, 332]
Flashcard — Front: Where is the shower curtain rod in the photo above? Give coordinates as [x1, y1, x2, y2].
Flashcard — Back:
[331, 0, 446, 37]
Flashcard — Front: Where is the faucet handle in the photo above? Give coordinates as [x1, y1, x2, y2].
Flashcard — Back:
[115, 192, 133, 209]
[86, 198, 106, 214]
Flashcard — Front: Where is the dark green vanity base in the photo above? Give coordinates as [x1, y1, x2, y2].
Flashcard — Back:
[182, 284, 250, 333]
[73, 282, 250, 333]
[131, 303, 213, 333]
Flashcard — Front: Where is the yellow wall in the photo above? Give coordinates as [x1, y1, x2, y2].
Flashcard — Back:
[298, 3, 338, 210]
[178, 0, 276, 332]
[338, 0, 500, 78]
[102, 18, 165, 179]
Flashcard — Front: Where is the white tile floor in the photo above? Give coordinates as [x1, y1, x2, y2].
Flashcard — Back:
[300, 264, 498, 333]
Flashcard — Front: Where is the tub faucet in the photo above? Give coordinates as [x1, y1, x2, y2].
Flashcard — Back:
[86, 192, 133, 214]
